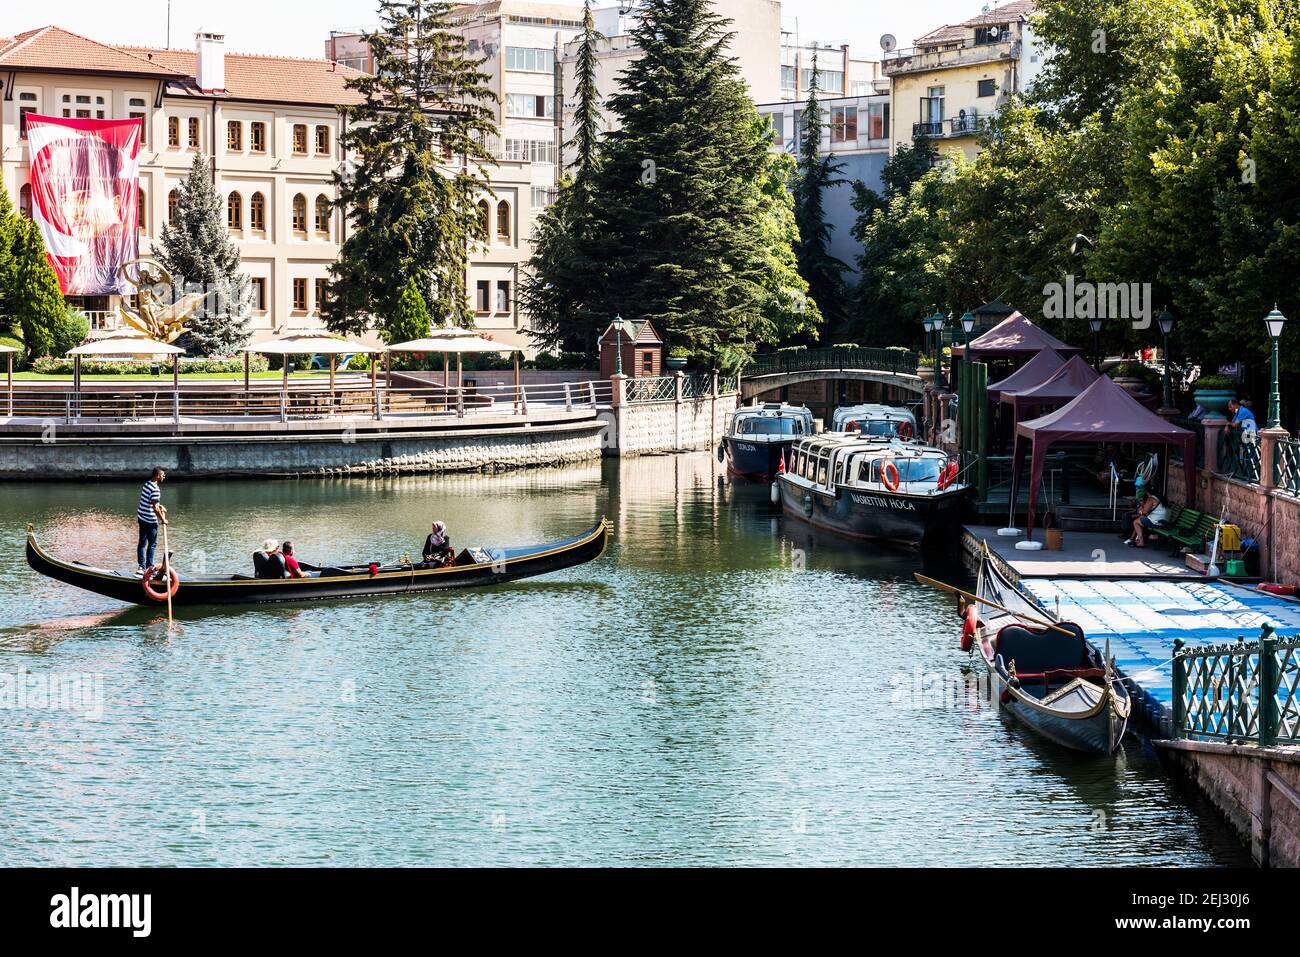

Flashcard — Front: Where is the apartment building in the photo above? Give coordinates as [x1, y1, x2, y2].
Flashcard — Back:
[778, 35, 884, 102]
[0, 25, 537, 349]
[881, 0, 1045, 160]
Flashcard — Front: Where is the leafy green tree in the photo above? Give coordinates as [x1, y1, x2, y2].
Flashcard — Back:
[585, 0, 788, 370]
[325, 0, 497, 336]
[13, 218, 62, 361]
[155, 152, 250, 355]
[792, 59, 848, 329]
[384, 275, 433, 345]
[521, 2, 610, 358]
[758, 145, 822, 346]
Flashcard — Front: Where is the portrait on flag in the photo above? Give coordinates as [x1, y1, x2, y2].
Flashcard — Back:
[25, 115, 141, 296]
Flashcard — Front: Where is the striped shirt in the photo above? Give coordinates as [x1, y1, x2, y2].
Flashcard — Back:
[137, 481, 161, 524]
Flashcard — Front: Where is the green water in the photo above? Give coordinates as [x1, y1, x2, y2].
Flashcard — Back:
[0, 454, 1249, 865]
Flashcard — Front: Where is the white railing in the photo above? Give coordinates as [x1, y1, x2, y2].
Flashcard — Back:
[0, 379, 614, 427]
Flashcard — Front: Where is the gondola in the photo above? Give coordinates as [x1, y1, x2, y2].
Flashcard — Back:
[26, 519, 611, 608]
[966, 543, 1130, 754]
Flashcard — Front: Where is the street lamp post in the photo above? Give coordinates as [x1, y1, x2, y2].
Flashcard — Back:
[1265, 306, 1287, 430]
[960, 310, 976, 363]
[930, 310, 946, 378]
[611, 313, 627, 378]
[1088, 318, 1103, 372]
[1158, 308, 1176, 411]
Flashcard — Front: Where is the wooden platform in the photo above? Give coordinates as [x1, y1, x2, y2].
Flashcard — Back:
[963, 525, 1199, 580]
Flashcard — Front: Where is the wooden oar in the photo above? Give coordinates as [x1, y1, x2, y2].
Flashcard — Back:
[161, 520, 174, 626]
[913, 572, 1078, 638]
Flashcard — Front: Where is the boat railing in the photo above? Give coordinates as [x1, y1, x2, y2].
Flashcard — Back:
[1171, 627, 1300, 747]
[0, 379, 616, 428]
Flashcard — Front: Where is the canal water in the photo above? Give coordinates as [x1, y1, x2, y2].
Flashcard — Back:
[0, 454, 1248, 866]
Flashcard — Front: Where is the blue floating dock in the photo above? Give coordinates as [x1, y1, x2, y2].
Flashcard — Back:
[964, 527, 1300, 734]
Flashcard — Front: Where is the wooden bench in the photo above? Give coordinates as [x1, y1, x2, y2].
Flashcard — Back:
[1147, 505, 1221, 551]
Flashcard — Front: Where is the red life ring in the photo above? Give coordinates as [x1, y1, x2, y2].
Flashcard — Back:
[881, 460, 901, 492]
[896, 420, 914, 441]
[846, 419, 860, 432]
[959, 602, 979, 652]
[938, 461, 959, 490]
[141, 565, 180, 602]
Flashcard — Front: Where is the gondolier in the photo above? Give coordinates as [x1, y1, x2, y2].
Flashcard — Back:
[136, 467, 167, 572]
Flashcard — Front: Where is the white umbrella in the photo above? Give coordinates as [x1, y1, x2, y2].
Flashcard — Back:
[66, 334, 188, 400]
[0, 344, 17, 418]
[243, 331, 382, 394]
[386, 334, 521, 389]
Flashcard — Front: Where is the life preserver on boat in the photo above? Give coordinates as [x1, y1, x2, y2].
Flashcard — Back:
[937, 461, 959, 490]
[881, 460, 901, 492]
[959, 603, 979, 652]
[896, 420, 914, 441]
[141, 565, 180, 602]
[845, 419, 860, 433]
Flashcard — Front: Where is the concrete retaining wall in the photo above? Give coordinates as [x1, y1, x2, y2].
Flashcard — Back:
[616, 392, 737, 455]
[1159, 740, 1300, 867]
[0, 419, 605, 479]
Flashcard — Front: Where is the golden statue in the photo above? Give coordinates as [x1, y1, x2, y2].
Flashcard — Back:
[116, 259, 206, 343]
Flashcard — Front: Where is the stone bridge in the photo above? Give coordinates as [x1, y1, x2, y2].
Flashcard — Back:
[740, 347, 926, 401]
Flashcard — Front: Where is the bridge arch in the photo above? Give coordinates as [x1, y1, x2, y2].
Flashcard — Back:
[741, 368, 926, 401]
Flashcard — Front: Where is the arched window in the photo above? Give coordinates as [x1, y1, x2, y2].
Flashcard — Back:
[496, 200, 510, 241]
[168, 189, 179, 223]
[315, 195, 331, 236]
[250, 192, 266, 232]
[477, 200, 490, 242]
[227, 191, 242, 231]
[138, 187, 147, 232]
[292, 194, 307, 233]
[19, 184, 32, 218]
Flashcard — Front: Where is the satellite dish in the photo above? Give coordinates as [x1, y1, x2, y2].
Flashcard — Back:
[981, 4, 992, 12]
[988, 25, 1001, 40]
[880, 33, 897, 53]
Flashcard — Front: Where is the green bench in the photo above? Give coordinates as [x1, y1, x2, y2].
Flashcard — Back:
[1147, 505, 1220, 551]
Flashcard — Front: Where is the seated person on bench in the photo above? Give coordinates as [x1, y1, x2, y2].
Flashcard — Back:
[253, 539, 288, 579]
[422, 521, 455, 568]
[1125, 491, 1169, 548]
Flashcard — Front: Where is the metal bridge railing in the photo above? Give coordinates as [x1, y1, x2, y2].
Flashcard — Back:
[1172, 628, 1300, 747]
[745, 346, 920, 378]
[1217, 428, 1261, 483]
[625, 376, 677, 404]
[1274, 436, 1300, 496]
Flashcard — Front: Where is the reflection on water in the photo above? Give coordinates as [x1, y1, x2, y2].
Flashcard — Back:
[0, 454, 1248, 866]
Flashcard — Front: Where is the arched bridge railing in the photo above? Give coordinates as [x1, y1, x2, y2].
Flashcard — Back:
[745, 347, 920, 378]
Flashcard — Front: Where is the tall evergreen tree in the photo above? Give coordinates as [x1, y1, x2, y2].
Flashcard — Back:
[324, 0, 497, 336]
[385, 274, 433, 344]
[13, 218, 63, 361]
[155, 152, 251, 355]
[0, 188, 17, 332]
[792, 58, 848, 330]
[521, 2, 609, 357]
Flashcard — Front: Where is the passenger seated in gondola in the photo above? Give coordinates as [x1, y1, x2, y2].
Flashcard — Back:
[281, 541, 320, 579]
[422, 521, 455, 568]
[253, 539, 288, 579]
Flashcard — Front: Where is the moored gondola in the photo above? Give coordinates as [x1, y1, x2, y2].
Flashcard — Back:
[967, 544, 1130, 754]
[26, 519, 611, 608]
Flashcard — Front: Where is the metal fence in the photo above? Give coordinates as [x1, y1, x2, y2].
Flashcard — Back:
[1274, 437, 1300, 496]
[745, 347, 919, 378]
[625, 376, 677, 404]
[1172, 628, 1300, 746]
[1217, 428, 1261, 483]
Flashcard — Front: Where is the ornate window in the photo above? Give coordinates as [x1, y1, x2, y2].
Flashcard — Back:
[315, 195, 332, 235]
[496, 201, 511, 241]
[227, 192, 243, 231]
[292, 194, 307, 233]
[293, 124, 308, 154]
[315, 125, 330, 155]
[250, 192, 266, 232]
[227, 120, 242, 151]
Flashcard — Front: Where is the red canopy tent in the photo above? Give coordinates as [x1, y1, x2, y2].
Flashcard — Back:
[1001, 355, 1100, 427]
[1012, 375, 1196, 532]
[986, 349, 1065, 401]
[952, 312, 1083, 361]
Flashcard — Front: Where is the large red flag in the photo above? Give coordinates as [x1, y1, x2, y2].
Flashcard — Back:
[25, 115, 141, 295]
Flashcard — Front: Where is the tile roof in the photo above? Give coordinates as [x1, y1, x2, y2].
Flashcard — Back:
[122, 45, 367, 106]
[915, 1, 1036, 47]
[0, 25, 185, 76]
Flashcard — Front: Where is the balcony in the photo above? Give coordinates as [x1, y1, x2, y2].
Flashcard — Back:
[912, 112, 989, 140]
[882, 38, 1020, 77]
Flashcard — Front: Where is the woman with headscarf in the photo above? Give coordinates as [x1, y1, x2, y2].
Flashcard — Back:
[422, 521, 454, 567]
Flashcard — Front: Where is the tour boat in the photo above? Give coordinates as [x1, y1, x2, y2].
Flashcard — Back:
[719, 403, 815, 479]
[25, 519, 611, 607]
[775, 433, 969, 547]
[966, 545, 1130, 754]
[829, 403, 917, 439]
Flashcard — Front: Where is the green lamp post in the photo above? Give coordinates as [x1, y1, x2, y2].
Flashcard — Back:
[1265, 306, 1287, 430]
[611, 313, 627, 378]
[930, 309, 946, 375]
[1157, 308, 1175, 411]
[960, 310, 976, 363]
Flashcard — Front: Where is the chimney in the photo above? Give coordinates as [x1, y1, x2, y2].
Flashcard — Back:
[196, 31, 226, 93]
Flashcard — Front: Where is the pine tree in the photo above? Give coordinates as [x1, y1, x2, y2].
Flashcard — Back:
[0, 188, 17, 333]
[385, 275, 433, 344]
[324, 0, 497, 336]
[155, 152, 251, 355]
[585, 0, 787, 370]
[792, 58, 848, 330]
[13, 218, 62, 361]
[521, 2, 609, 357]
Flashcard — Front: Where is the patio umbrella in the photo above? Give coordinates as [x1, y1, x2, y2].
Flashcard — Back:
[0, 344, 18, 418]
[243, 331, 382, 398]
[67, 335, 187, 413]
[386, 334, 522, 391]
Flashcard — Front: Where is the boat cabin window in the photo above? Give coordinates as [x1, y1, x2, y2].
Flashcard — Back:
[738, 417, 804, 436]
[854, 419, 901, 436]
[861, 458, 943, 484]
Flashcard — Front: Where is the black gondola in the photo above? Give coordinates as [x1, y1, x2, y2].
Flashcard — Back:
[26, 519, 611, 608]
